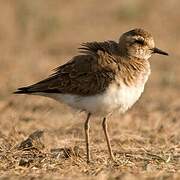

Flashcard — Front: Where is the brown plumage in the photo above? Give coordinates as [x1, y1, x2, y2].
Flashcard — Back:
[14, 28, 168, 163]
[14, 40, 150, 96]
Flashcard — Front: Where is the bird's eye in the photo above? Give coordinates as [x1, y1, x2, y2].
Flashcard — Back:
[134, 39, 144, 45]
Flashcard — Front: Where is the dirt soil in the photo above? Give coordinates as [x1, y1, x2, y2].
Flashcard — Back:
[0, 0, 180, 179]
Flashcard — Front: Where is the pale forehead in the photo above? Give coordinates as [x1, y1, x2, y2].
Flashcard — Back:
[146, 37, 155, 47]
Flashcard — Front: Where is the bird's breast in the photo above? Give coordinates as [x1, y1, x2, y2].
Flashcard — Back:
[104, 81, 146, 114]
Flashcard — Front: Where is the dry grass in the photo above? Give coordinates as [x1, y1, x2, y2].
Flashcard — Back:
[0, 0, 180, 179]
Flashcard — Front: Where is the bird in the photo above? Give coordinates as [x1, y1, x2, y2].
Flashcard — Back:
[14, 28, 168, 163]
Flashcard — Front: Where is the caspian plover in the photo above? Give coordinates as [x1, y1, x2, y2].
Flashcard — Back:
[14, 28, 168, 163]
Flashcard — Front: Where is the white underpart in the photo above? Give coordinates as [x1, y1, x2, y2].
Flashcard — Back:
[41, 70, 150, 117]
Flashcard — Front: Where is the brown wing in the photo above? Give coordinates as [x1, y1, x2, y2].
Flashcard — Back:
[15, 43, 119, 96]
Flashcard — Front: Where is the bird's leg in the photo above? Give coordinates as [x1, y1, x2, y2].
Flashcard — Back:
[84, 113, 91, 163]
[102, 117, 115, 161]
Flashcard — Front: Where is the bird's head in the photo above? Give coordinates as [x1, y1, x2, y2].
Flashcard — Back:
[119, 28, 168, 60]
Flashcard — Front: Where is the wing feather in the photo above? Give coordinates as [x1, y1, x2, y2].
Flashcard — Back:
[14, 41, 120, 96]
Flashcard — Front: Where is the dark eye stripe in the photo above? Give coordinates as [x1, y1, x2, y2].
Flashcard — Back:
[135, 39, 144, 45]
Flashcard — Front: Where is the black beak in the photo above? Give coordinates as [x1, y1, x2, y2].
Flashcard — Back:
[152, 47, 169, 56]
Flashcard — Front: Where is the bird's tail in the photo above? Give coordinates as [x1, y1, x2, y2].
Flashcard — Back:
[14, 75, 59, 95]
[13, 86, 33, 94]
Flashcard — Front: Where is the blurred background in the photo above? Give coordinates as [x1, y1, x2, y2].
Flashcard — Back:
[0, 1, 180, 178]
[0, 0, 180, 140]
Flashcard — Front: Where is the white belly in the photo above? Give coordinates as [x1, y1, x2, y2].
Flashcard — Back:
[48, 81, 147, 116]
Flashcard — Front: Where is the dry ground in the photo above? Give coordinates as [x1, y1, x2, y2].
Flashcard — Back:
[0, 0, 180, 179]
